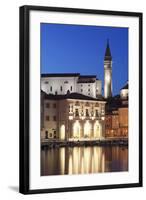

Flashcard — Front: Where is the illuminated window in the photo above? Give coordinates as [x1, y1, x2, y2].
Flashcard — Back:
[73, 121, 81, 138]
[60, 125, 65, 140]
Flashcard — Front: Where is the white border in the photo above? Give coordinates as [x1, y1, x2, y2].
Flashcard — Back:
[29, 10, 139, 190]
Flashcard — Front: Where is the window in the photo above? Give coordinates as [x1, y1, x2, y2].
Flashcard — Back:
[44, 81, 48, 84]
[64, 81, 68, 84]
[88, 88, 90, 92]
[53, 116, 56, 121]
[53, 103, 56, 108]
[46, 103, 50, 108]
[70, 86, 72, 91]
[81, 89, 83, 92]
[46, 116, 50, 121]
[88, 84, 90, 87]
[86, 109, 89, 117]
[95, 110, 99, 117]
[50, 86, 52, 91]
[75, 109, 79, 117]
[88, 93, 90, 96]
[60, 86, 62, 91]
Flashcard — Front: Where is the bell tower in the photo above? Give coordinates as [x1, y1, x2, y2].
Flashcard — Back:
[104, 40, 112, 98]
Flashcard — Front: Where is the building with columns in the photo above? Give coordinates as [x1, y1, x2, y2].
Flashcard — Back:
[41, 91, 106, 141]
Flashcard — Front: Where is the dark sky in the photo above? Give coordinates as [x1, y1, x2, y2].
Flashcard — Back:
[41, 23, 128, 95]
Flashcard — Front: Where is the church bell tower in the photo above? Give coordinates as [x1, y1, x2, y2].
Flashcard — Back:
[104, 40, 112, 99]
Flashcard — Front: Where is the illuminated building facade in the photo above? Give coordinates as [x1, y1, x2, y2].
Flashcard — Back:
[41, 73, 102, 99]
[41, 91, 106, 141]
[105, 83, 128, 138]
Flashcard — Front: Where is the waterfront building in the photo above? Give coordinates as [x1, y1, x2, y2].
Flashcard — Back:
[41, 41, 128, 141]
[105, 83, 128, 138]
[41, 91, 106, 141]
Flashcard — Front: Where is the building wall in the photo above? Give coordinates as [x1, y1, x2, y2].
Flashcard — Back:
[41, 76, 78, 95]
[41, 99, 58, 139]
[120, 89, 128, 99]
[41, 76, 102, 98]
[105, 107, 128, 138]
[41, 98, 106, 141]
[119, 107, 128, 137]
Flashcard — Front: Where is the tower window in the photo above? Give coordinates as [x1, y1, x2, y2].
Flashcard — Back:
[88, 88, 90, 92]
[60, 86, 62, 91]
[81, 89, 83, 92]
[70, 86, 72, 91]
[50, 86, 52, 91]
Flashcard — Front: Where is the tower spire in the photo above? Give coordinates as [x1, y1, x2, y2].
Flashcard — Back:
[104, 39, 112, 61]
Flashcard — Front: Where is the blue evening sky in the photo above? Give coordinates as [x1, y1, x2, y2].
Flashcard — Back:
[41, 23, 128, 95]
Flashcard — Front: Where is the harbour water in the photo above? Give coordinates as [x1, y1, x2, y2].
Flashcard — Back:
[41, 146, 128, 176]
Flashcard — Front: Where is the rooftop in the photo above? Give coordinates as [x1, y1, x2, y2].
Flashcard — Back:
[121, 83, 128, 90]
[41, 73, 98, 80]
[41, 91, 105, 101]
[41, 73, 80, 77]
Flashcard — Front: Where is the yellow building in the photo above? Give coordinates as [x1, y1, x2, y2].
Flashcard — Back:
[41, 91, 106, 141]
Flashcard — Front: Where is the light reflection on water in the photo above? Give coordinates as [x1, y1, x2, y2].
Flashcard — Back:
[41, 146, 128, 176]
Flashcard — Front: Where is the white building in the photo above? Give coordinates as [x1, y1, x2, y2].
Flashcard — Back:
[120, 82, 128, 99]
[41, 73, 102, 98]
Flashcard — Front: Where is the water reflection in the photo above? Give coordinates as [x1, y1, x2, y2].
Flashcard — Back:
[41, 146, 128, 176]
